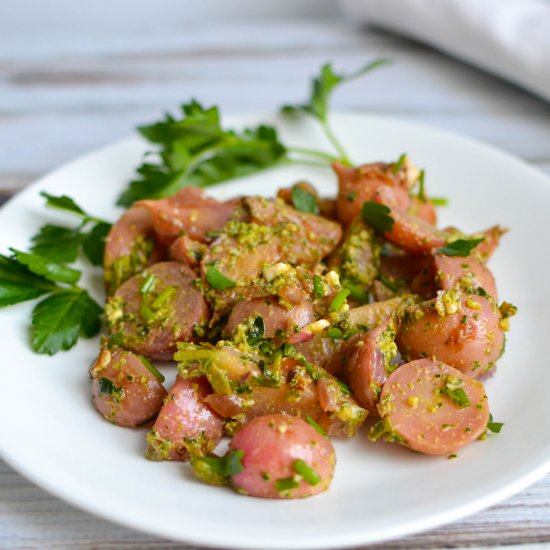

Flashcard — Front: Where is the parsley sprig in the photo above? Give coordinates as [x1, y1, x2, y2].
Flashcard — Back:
[117, 101, 288, 206]
[282, 60, 390, 165]
[118, 60, 390, 205]
[0, 252, 102, 355]
[0, 193, 108, 354]
[33, 192, 111, 266]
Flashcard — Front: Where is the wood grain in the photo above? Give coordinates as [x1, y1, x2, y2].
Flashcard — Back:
[1, 2, 549, 548]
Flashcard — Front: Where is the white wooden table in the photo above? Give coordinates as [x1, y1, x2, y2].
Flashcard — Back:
[1, 1, 549, 548]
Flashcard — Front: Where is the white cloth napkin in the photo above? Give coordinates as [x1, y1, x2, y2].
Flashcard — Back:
[340, 0, 550, 102]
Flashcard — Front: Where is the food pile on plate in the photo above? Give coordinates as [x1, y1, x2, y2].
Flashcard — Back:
[90, 156, 514, 498]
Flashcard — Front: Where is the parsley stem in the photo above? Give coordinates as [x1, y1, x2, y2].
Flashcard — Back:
[287, 147, 340, 163]
[289, 159, 328, 168]
[321, 120, 352, 166]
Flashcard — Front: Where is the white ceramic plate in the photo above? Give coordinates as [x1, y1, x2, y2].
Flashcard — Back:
[1, 113, 549, 549]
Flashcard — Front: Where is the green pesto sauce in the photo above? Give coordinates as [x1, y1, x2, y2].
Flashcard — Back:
[338, 219, 381, 288]
[376, 327, 398, 375]
[105, 235, 154, 295]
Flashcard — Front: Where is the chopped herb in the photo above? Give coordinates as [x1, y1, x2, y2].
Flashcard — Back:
[206, 267, 236, 290]
[475, 286, 491, 300]
[312, 274, 325, 299]
[292, 459, 321, 486]
[430, 197, 449, 206]
[152, 286, 176, 308]
[275, 476, 300, 493]
[291, 186, 319, 214]
[336, 379, 352, 396]
[139, 303, 154, 322]
[342, 280, 370, 304]
[326, 327, 342, 339]
[417, 169, 426, 203]
[346, 192, 356, 202]
[438, 238, 485, 257]
[392, 153, 407, 174]
[499, 302, 518, 319]
[98, 377, 124, 398]
[200, 449, 245, 477]
[487, 414, 504, 434]
[138, 355, 165, 383]
[140, 274, 158, 295]
[305, 415, 327, 436]
[361, 202, 395, 233]
[442, 386, 470, 409]
[329, 288, 350, 311]
[247, 316, 265, 345]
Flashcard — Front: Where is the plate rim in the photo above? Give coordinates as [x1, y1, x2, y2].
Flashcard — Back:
[1, 111, 549, 549]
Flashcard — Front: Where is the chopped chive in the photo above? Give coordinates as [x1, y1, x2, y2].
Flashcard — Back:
[336, 379, 352, 396]
[445, 387, 470, 408]
[140, 273, 157, 295]
[342, 280, 369, 303]
[292, 459, 321, 486]
[313, 274, 325, 299]
[206, 267, 236, 290]
[487, 413, 504, 434]
[326, 327, 342, 339]
[430, 196, 449, 206]
[152, 286, 177, 308]
[329, 288, 350, 311]
[392, 153, 407, 174]
[305, 414, 327, 436]
[139, 303, 154, 322]
[138, 355, 165, 383]
[417, 169, 426, 203]
[275, 476, 300, 493]
[361, 202, 394, 233]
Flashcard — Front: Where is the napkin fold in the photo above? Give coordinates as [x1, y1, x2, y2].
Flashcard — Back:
[341, 0, 550, 102]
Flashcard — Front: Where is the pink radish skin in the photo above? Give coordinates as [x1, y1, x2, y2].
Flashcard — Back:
[91, 348, 167, 428]
[373, 358, 489, 455]
[229, 414, 335, 498]
[147, 376, 223, 461]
